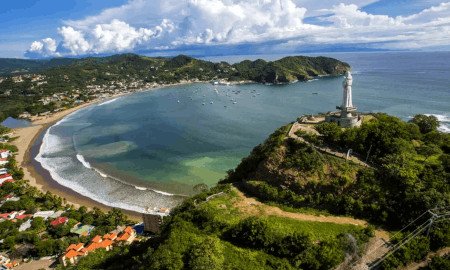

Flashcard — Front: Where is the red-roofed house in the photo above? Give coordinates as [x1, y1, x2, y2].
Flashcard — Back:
[14, 214, 32, 220]
[0, 158, 8, 166]
[61, 243, 85, 266]
[0, 174, 13, 186]
[103, 232, 117, 241]
[91, 235, 102, 243]
[50, 216, 69, 227]
[116, 226, 136, 244]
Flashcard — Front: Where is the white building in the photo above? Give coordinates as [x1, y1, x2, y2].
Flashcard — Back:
[33, 210, 55, 220]
[0, 150, 10, 159]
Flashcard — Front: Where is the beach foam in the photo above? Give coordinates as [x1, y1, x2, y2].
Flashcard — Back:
[425, 114, 450, 133]
[35, 121, 182, 213]
[76, 154, 92, 169]
[98, 97, 119, 106]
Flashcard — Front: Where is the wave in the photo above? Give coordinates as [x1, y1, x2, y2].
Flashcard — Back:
[425, 113, 450, 123]
[36, 122, 181, 214]
[93, 168, 108, 178]
[425, 114, 450, 134]
[98, 97, 119, 106]
[152, 189, 176, 196]
[76, 154, 92, 169]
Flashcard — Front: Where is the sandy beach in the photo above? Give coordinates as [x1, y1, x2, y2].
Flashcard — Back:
[9, 82, 200, 221]
[10, 99, 143, 221]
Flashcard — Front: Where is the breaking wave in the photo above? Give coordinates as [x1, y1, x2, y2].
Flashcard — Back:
[97, 97, 119, 106]
[425, 114, 450, 133]
[35, 111, 182, 214]
[76, 154, 91, 169]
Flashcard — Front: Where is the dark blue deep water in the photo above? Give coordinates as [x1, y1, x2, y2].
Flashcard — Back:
[36, 52, 450, 213]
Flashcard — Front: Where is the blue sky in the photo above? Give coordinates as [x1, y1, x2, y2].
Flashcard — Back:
[1, 0, 449, 58]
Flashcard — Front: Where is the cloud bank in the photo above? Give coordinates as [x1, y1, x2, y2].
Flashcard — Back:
[26, 0, 450, 58]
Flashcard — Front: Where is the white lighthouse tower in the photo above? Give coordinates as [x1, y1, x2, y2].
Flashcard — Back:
[339, 71, 357, 118]
[325, 71, 362, 128]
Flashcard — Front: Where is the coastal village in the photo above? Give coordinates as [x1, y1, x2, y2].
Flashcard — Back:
[0, 70, 364, 269]
[0, 117, 168, 269]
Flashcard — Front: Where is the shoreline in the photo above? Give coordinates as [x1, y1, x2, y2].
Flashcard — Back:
[11, 82, 200, 221]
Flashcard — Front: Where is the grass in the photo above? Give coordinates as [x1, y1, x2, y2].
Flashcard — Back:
[265, 215, 360, 241]
[200, 187, 362, 242]
[265, 202, 332, 216]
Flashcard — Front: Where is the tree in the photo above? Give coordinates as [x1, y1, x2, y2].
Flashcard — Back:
[31, 217, 46, 232]
[193, 183, 209, 193]
[410, 114, 439, 134]
[315, 122, 342, 145]
[417, 144, 442, 161]
[188, 237, 224, 270]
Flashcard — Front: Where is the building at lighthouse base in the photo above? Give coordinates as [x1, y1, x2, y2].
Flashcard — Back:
[325, 108, 362, 128]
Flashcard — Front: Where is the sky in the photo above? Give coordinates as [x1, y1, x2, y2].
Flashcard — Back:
[1, 0, 449, 58]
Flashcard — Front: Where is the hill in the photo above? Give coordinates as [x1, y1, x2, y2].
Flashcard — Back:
[0, 54, 349, 120]
[0, 58, 78, 75]
[62, 114, 449, 270]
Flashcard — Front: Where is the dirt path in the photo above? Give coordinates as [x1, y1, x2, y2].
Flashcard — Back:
[288, 122, 370, 167]
[235, 188, 372, 227]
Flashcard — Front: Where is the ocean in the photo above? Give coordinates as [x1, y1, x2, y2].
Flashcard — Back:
[35, 52, 450, 213]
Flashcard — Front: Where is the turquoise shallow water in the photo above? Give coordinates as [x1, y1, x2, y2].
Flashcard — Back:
[36, 52, 450, 213]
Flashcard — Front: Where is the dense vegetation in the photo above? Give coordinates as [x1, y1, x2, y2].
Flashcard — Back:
[218, 113, 449, 269]
[0, 54, 349, 120]
[223, 114, 449, 228]
[78, 185, 373, 270]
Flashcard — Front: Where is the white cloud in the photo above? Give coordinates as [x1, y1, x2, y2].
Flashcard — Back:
[25, 0, 450, 57]
[325, 3, 403, 28]
[26, 38, 59, 57]
[58, 26, 90, 55]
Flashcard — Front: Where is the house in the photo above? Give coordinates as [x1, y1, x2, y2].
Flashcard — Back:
[0, 150, 10, 159]
[116, 226, 136, 244]
[2, 261, 19, 269]
[14, 213, 32, 220]
[0, 168, 7, 175]
[0, 159, 8, 166]
[61, 243, 85, 267]
[70, 223, 95, 236]
[82, 237, 113, 253]
[0, 174, 13, 183]
[19, 219, 32, 232]
[50, 216, 69, 227]
[33, 210, 55, 220]
[0, 255, 9, 265]
[103, 232, 118, 241]
[0, 211, 27, 221]
[50, 210, 64, 219]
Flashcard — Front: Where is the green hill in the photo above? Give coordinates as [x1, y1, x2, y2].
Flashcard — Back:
[61, 114, 449, 270]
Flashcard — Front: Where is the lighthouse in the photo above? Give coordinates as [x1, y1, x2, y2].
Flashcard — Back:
[325, 71, 362, 128]
[338, 71, 357, 118]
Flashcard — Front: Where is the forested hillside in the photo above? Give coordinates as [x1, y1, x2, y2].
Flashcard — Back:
[0, 54, 349, 120]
